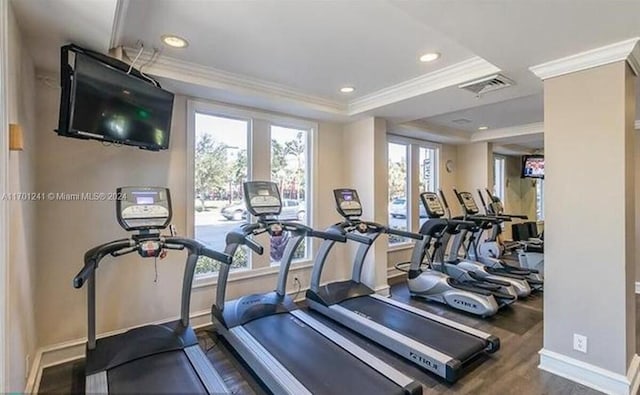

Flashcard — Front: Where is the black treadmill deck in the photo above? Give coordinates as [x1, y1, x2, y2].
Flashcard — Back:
[108, 350, 206, 393]
[243, 313, 409, 395]
[339, 296, 489, 362]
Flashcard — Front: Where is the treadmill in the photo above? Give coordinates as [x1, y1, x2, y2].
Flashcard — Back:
[211, 181, 422, 395]
[306, 188, 500, 383]
[73, 187, 231, 394]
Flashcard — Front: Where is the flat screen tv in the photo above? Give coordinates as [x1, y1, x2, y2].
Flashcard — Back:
[57, 45, 174, 151]
[521, 154, 544, 179]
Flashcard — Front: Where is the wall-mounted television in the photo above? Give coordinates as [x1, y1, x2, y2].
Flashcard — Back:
[57, 45, 174, 151]
[521, 154, 544, 179]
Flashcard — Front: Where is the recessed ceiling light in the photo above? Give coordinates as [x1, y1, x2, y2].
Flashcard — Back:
[478, 126, 489, 131]
[340, 86, 355, 93]
[161, 34, 189, 48]
[419, 52, 440, 62]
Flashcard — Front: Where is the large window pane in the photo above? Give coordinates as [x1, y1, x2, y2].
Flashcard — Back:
[194, 113, 249, 274]
[270, 126, 309, 264]
[419, 147, 438, 227]
[388, 143, 408, 245]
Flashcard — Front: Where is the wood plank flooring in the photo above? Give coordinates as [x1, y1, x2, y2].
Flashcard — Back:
[40, 280, 633, 394]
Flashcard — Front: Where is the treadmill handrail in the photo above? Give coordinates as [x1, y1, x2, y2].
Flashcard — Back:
[75, 235, 231, 350]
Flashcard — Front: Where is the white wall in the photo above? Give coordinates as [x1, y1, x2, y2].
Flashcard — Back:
[543, 61, 635, 375]
[6, 3, 37, 391]
[455, 142, 493, 200]
[33, 82, 347, 348]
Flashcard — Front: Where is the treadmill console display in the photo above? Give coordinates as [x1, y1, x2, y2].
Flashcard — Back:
[334, 189, 362, 218]
[116, 187, 172, 231]
[420, 192, 445, 218]
[458, 191, 480, 215]
[244, 181, 282, 216]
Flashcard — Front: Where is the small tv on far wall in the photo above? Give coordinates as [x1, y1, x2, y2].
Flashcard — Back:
[56, 44, 175, 151]
[521, 155, 544, 179]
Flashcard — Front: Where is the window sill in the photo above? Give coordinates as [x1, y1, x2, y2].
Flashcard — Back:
[193, 259, 314, 289]
[387, 242, 415, 253]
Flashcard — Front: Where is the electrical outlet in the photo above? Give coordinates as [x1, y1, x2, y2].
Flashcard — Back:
[573, 334, 587, 353]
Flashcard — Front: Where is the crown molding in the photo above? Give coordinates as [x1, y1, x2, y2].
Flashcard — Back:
[390, 121, 470, 145]
[124, 48, 347, 116]
[530, 37, 640, 80]
[471, 122, 544, 142]
[348, 57, 500, 115]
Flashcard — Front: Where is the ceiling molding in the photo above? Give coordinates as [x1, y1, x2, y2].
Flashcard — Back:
[529, 37, 640, 80]
[123, 48, 347, 116]
[348, 57, 500, 115]
[109, 0, 130, 49]
[493, 144, 536, 156]
[390, 121, 470, 145]
[471, 122, 543, 142]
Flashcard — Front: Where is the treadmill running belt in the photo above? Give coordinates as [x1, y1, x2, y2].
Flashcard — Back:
[244, 313, 406, 395]
[339, 296, 487, 362]
[108, 350, 207, 393]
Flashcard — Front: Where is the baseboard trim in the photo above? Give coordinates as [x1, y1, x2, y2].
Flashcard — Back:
[25, 284, 313, 394]
[387, 266, 405, 280]
[539, 349, 640, 395]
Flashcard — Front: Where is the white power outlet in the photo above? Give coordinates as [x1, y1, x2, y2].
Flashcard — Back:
[573, 334, 588, 353]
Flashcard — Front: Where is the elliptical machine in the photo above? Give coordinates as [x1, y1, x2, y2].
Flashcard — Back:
[405, 192, 513, 316]
[432, 190, 531, 298]
[479, 189, 544, 275]
[452, 189, 543, 291]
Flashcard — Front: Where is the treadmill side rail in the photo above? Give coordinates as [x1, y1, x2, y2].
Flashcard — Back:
[184, 345, 228, 394]
[369, 294, 500, 352]
[86, 371, 108, 394]
[306, 299, 459, 382]
[290, 310, 419, 392]
[220, 323, 312, 395]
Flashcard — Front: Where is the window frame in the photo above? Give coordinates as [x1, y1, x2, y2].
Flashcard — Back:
[536, 178, 544, 221]
[387, 134, 441, 251]
[269, 122, 313, 266]
[186, 100, 317, 283]
[493, 155, 506, 205]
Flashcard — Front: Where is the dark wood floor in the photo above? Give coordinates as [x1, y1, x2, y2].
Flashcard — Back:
[40, 280, 630, 394]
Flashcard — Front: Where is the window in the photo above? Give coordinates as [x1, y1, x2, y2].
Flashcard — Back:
[270, 125, 309, 264]
[419, 146, 438, 227]
[189, 102, 316, 278]
[536, 179, 544, 220]
[493, 156, 506, 203]
[193, 113, 250, 274]
[388, 142, 409, 245]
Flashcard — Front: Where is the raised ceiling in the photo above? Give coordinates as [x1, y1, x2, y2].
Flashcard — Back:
[9, 0, 640, 141]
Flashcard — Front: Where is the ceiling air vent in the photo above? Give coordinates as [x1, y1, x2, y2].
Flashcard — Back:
[458, 74, 515, 96]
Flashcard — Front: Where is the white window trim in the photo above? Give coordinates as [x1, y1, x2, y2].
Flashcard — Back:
[386, 135, 441, 249]
[0, 1, 8, 390]
[494, 155, 507, 205]
[269, 122, 315, 266]
[186, 99, 318, 285]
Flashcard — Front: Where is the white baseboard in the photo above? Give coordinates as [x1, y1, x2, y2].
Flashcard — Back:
[635, 282, 640, 294]
[25, 285, 311, 393]
[539, 349, 640, 395]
